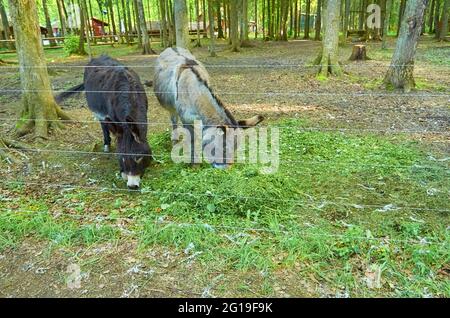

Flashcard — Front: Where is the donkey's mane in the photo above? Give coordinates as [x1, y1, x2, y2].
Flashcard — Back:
[182, 61, 238, 126]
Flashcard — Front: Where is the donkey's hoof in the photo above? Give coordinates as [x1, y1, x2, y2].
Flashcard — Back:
[103, 145, 110, 153]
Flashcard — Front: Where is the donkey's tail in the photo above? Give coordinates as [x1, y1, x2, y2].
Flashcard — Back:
[238, 115, 264, 128]
[55, 83, 85, 103]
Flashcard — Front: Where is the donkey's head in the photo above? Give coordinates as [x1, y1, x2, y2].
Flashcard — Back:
[109, 116, 152, 189]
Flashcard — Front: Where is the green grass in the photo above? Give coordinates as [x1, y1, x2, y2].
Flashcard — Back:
[1, 118, 448, 296]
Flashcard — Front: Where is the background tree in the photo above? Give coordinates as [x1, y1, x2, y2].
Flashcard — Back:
[0, 0, 14, 50]
[174, 0, 189, 48]
[136, 0, 154, 53]
[434, 0, 441, 37]
[77, 0, 88, 55]
[304, 0, 311, 39]
[314, 0, 322, 40]
[315, 0, 342, 77]
[230, 0, 240, 51]
[56, 0, 68, 37]
[439, 0, 449, 40]
[384, 0, 429, 91]
[194, 0, 201, 47]
[208, 0, 216, 56]
[428, 0, 436, 32]
[42, 0, 56, 47]
[382, 0, 393, 49]
[8, 0, 70, 138]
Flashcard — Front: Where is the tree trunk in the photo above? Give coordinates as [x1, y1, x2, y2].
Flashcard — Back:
[120, 0, 130, 44]
[208, 0, 216, 56]
[126, 0, 133, 41]
[137, 0, 154, 53]
[108, 0, 117, 40]
[428, 0, 436, 33]
[195, 0, 202, 46]
[434, 0, 442, 36]
[217, 1, 224, 38]
[315, 0, 322, 40]
[349, 44, 369, 60]
[382, 0, 392, 49]
[132, 0, 142, 47]
[174, 0, 189, 48]
[167, 0, 176, 46]
[230, 0, 240, 51]
[439, 0, 449, 40]
[8, 0, 70, 138]
[1, 0, 14, 50]
[242, 0, 249, 42]
[77, 0, 87, 55]
[56, 0, 68, 37]
[159, 0, 168, 47]
[254, 0, 258, 39]
[280, 0, 289, 41]
[397, 0, 406, 36]
[316, 0, 342, 77]
[343, 0, 350, 39]
[384, 0, 429, 91]
[304, 0, 311, 39]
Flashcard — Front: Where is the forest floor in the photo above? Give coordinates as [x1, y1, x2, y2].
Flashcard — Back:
[0, 36, 449, 297]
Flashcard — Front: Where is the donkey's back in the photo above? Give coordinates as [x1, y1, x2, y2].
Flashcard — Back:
[153, 47, 239, 127]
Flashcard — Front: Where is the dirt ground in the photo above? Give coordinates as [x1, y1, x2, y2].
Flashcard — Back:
[0, 37, 449, 297]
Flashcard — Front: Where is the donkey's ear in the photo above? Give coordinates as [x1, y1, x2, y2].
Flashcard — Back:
[126, 115, 142, 144]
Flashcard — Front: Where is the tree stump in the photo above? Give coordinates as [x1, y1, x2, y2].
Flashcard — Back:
[349, 45, 370, 61]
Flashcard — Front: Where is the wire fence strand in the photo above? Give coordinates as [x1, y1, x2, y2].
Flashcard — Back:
[1, 179, 449, 213]
[0, 117, 448, 134]
[0, 207, 447, 246]
[1, 146, 449, 170]
[0, 89, 449, 97]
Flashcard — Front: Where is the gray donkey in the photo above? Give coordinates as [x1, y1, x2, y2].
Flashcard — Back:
[151, 47, 264, 168]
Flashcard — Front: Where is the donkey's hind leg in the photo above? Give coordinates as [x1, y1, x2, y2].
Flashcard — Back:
[100, 122, 112, 153]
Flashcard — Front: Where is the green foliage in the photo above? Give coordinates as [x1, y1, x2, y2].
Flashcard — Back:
[63, 34, 80, 56]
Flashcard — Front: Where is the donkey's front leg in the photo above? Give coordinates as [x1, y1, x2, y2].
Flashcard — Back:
[100, 122, 112, 153]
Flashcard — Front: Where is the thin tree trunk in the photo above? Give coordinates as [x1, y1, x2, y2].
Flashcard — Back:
[108, 0, 117, 40]
[304, 0, 311, 38]
[293, 0, 298, 38]
[255, 0, 258, 39]
[8, 0, 70, 138]
[428, 0, 436, 32]
[174, 0, 189, 48]
[343, 0, 350, 39]
[42, 0, 56, 46]
[137, 0, 154, 53]
[434, 0, 441, 36]
[78, 0, 87, 54]
[315, 0, 322, 40]
[316, 0, 342, 77]
[159, 0, 168, 47]
[195, 0, 201, 46]
[242, 0, 249, 42]
[208, 0, 216, 56]
[382, 0, 392, 49]
[217, 1, 224, 38]
[56, 0, 68, 37]
[439, 0, 449, 40]
[230, 0, 240, 51]
[0, 0, 14, 49]
[202, 0, 207, 37]
[280, 0, 288, 40]
[384, 0, 429, 91]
